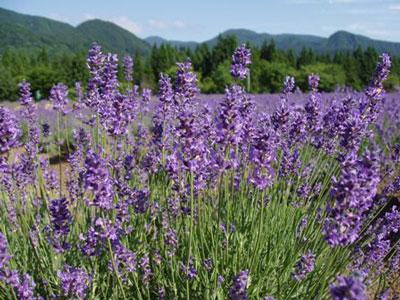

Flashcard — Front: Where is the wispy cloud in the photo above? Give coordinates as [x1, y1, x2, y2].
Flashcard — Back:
[291, 0, 358, 3]
[45, 13, 188, 36]
[45, 13, 72, 23]
[347, 22, 399, 39]
[389, 4, 400, 11]
[322, 22, 399, 40]
[108, 16, 143, 35]
[74, 14, 143, 35]
[148, 19, 186, 30]
[327, 0, 357, 3]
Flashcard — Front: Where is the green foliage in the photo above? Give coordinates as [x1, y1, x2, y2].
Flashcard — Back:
[27, 66, 63, 98]
[298, 63, 346, 92]
[209, 61, 234, 93]
[257, 61, 297, 93]
[1, 11, 400, 101]
[0, 66, 19, 100]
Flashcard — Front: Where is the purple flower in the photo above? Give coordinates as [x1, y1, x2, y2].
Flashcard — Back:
[174, 59, 199, 105]
[139, 254, 153, 284]
[230, 44, 251, 80]
[57, 265, 92, 299]
[323, 150, 379, 246]
[86, 43, 105, 86]
[75, 82, 83, 104]
[41, 122, 51, 138]
[216, 84, 245, 148]
[179, 259, 197, 280]
[292, 250, 315, 281]
[218, 275, 225, 287]
[0, 106, 21, 154]
[41, 158, 59, 192]
[230, 269, 249, 300]
[50, 197, 71, 237]
[122, 54, 134, 82]
[283, 76, 295, 95]
[141, 88, 151, 115]
[49, 83, 69, 114]
[308, 74, 320, 91]
[86, 43, 105, 109]
[83, 148, 114, 211]
[165, 228, 178, 247]
[101, 53, 119, 97]
[158, 287, 166, 299]
[364, 53, 391, 117]
[330, 276, 366, 300]
[204, 258, 213, 271]
[19, 80, 33, 106]
[0, 233, 12, 270]
[15, 273, 39, 300]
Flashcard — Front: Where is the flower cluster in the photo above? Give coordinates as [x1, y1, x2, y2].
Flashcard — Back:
[230, 44, 251, 80]
[0, 43, 397, 299]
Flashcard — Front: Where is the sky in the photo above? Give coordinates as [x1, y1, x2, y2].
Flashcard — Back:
[1, 0, 400, 42]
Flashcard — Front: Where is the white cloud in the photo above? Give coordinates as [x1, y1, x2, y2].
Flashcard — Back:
[346, 8, 374, 15]
[327, 0, 357, 3]
[45, 13, 72, 23]
[390, 4, 400, 11]
[291, 0, 357, 3]
[347, 22, 399, 38]
[148, 19, 186, 30]
[108, 16, 143, 35]
[74, 14, 143, 35]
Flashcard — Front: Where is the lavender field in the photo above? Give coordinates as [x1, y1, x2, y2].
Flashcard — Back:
[1, 44, 400, 300]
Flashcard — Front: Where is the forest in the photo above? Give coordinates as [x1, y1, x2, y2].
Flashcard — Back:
[0, 34, 399, 100]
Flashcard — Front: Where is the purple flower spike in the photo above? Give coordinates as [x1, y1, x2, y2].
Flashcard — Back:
[330, 276, 366, 300]
[123, 54, 134, 82]
[0, 233, 12, 270]
[49, 83, 69, 115]
[174, 59, 199, 104]
[308, 74, 320, 91]
[230, 44, 251, 80]
[230, 269, 249, 300]
[83, 148, 114, 211]
[283, 76, 295, 95]
[0, 106, 21, 154]
[292, 250, 316, 281]
[19, 80, 33, 106]
[57, 265, 92, 299]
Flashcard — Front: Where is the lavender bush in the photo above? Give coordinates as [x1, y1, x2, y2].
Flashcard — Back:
[0, 43, 399, 299]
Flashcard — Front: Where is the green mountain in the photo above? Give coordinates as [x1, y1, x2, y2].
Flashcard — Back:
[145, 36, 199, 49]
[76, 19, 151, 55]
[0, 7, 151, 55]
[1, 7, 400, 57]
[325, 30, 400, 55]
[146, 29, 400, 56]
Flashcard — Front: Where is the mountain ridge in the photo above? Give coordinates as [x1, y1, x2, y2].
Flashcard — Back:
[145, 28, 400, 55]
[1, 7, 400, 56]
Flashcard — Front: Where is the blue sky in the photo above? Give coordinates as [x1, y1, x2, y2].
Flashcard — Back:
[1, 0, 400, 42]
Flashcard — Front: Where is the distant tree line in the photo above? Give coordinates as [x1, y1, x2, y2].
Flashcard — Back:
[0, 35, 399, 101]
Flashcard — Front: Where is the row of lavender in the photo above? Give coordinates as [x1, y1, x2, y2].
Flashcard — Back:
[0, 43, 399, 299]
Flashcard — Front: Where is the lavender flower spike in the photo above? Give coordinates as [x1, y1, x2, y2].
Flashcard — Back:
[330, 276, 367, 300]
[230, 44, 252, 80]
[0, 106, 21, 154]
[123, 54, 134, 82]
[230, 269, 250, 300]
[283, 75, 295, 95]
[0, 233, 12, 270]
[292, 250, 316, 281]
[19, 80, 33, 106]
[49, 83, 69, 115]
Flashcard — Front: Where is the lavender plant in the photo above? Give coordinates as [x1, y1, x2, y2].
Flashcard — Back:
[0, 43, 399, 300]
